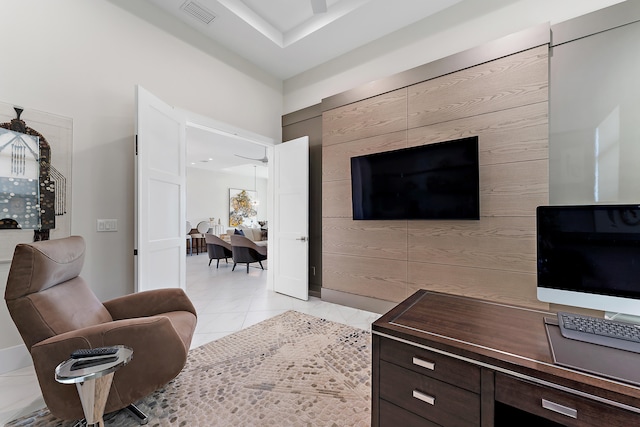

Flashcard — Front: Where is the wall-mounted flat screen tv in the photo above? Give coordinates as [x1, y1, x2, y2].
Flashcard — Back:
[350, 136, 480, 220]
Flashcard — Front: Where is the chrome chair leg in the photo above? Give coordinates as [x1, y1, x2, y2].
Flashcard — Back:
[126, 403, 149, 425]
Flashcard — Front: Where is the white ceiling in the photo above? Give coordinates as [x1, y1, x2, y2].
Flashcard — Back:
[145, 0, 464, 80]
[186, 125, 269, 178]
[143, 0, 465, 176]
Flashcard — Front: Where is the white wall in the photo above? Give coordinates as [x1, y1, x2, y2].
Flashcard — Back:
[283, 0, 626, 113]
[0, 0, 282, 358]
[187, 167, 268, 229]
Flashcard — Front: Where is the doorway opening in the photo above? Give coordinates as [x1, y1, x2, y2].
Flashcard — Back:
[184, 116, 274, 291]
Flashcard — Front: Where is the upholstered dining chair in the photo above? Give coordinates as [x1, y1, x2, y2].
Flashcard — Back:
[205, 233, 233, 267]
[230, 234, 267, 273]
[4, 236, 197, 424]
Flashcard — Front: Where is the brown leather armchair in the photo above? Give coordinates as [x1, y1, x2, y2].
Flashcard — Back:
[230, 234, 267, 273]
[205, 233, 232, 268]
[4, 236, 197, 423]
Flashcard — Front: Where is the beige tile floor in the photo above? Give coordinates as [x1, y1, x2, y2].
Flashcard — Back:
[0, 253, 382, 425]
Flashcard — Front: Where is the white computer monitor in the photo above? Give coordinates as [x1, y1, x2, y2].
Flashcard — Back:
[537, 204, 640, 319]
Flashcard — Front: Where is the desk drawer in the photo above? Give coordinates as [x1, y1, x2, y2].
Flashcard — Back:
[380, 336, 481, 393]
[379, 400, 440, 427]
[495, 373, 640, 427]
[380, 360, 480, 427]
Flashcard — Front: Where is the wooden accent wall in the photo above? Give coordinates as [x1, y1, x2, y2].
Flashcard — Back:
[322, 46, 549, 309]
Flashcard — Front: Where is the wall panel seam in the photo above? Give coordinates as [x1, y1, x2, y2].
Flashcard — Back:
[406, 100, 549, 131]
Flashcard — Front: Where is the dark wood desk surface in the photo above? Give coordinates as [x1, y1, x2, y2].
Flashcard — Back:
[372, 290, 640, 412]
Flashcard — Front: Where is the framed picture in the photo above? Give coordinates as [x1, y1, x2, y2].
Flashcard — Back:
[0, 103, 72, 262]
[0, 128, 40, 230]
[229, 188, 257, 227]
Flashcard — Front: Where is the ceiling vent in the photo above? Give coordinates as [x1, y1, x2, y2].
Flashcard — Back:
[181, 1, 217, 25]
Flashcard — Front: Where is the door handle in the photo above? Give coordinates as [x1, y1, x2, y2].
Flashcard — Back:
[296, 237, 307, 242]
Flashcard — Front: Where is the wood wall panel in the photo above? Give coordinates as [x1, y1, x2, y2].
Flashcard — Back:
[407, 217, 536, 273]
[323, 253, 408, 302]
[407, 102, 548, 166]
[323, 217, 407, 260]
[322, 131, 407, 182]
[480, 159, 548, 217]
[407, 262, 544, 309]
[323, 88, 407, 146]
[321, 45, 549, 309]
[322, 180, 352, 218]
[408, 46, 548, 129]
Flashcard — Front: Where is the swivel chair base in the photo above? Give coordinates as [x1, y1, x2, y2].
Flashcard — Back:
[126, 403, 149, 425]
[72, 403, 148, 426]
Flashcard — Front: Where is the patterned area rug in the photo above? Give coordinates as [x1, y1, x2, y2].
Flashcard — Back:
[7, 311, 371, 427]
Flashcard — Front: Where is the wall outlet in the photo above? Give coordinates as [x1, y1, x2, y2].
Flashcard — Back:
[97, 219, 118, 232]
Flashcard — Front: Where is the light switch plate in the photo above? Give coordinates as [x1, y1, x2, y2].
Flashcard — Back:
[97, 219, 118, 232]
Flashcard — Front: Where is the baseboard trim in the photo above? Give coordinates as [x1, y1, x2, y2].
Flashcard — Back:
[309, 283, 321, 299]
[0, 343, 31, 374]
[321, 289, 397, 314]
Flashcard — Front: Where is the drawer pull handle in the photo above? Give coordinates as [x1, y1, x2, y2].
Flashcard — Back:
[412, 357, 435, 370]
[541, 399, 577, 419]
[412, 390, 435, 405]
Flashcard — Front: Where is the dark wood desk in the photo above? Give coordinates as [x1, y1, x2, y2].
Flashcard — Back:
[372, 290, 640, 426]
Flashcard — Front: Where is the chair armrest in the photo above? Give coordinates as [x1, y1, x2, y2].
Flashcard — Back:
[30, 316, 187, 383]
[231, 235, 267, 256]
[103, 288, 196, 320]
[254, 243, 267, 256]
[248, 239, 267, 256]
[205, 233, 232, 251]
[31, 316, 182, 356]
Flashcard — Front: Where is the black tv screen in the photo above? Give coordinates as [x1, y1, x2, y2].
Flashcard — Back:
[350, 136, 480, 220]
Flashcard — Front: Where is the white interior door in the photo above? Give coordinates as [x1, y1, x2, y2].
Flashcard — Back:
[135, 85, 186, 292]
[273, 136, 309, 300]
